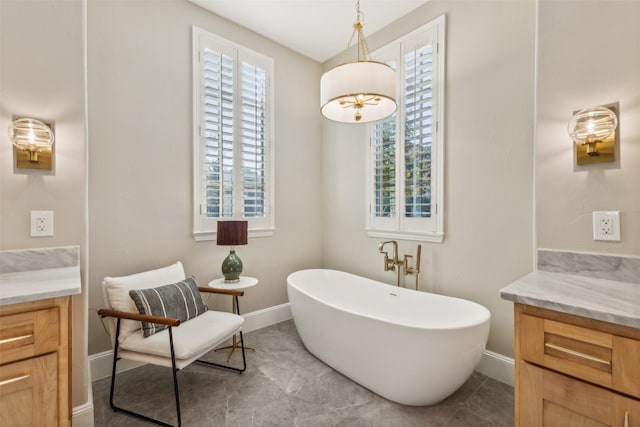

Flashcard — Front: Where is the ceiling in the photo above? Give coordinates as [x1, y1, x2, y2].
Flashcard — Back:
[188, 0, 429, 63]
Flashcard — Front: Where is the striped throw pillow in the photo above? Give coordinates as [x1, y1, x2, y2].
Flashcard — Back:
[129, 276, 208, 337]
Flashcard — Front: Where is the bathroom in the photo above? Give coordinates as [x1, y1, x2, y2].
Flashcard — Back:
[0, 0, 638, 425]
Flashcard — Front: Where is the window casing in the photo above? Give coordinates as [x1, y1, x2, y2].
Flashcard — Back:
[365, 16, 445, 243]
[193, 27, 275, 240]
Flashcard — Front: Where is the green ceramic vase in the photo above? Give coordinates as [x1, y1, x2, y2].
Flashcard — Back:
[222, 249, 243, 282]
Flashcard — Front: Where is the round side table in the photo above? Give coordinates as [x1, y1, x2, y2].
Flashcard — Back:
[208, 276, 258, 360]
[209, 276, 258, 292]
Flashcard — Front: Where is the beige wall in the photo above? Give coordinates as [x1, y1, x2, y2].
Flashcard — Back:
[322, 0, 536, 358]
[0, 0, 89, 408]
[536, 0, 640, 256]
[87, 0, 324, 355]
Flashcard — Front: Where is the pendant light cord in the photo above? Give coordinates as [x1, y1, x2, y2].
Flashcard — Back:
[337, 0, 372, 65]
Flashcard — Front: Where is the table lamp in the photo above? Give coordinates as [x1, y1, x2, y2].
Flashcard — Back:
[217, 220, 248, 283]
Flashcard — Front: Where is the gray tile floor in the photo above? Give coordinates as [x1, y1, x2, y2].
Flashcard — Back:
[93, 320, 514, 426]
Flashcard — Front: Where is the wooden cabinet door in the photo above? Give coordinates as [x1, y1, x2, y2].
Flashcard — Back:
[0, 353, 57, 427]
[615, 395, 640, 427]
[0, 307, 59, 365]
[613, 335, 640, 399]
[519, 362, 640, 427]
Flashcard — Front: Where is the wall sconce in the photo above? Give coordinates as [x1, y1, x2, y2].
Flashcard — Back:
[8, 118, 55, 170]
[567, 105, 618, 165]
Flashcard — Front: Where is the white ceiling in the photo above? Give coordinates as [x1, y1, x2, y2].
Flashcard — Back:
[188, 0, 429, 63]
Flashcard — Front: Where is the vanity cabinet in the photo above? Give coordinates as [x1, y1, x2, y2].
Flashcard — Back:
[0, 297, 71, 427]
[515, 303, 640, 427]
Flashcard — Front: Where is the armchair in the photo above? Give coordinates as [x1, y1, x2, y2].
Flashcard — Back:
[98, 261, 247, 427]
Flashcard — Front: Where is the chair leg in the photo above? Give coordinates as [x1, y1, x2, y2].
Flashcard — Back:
[196, 330, 247, 373]
[169, 328, 182, 427]
[107, 318, 121, 413]
[107, 319, 182, 427]
[239, 330, 247, 370]
[196, 295, 247, 373]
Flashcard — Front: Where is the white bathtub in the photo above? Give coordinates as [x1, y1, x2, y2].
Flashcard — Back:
[287, 269, 491, 406]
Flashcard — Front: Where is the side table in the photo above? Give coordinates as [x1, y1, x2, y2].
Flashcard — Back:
[208, 276, 258, 361]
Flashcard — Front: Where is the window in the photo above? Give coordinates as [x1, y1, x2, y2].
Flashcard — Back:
[365, 16, 445, 242]
[192, 27, 274, 240]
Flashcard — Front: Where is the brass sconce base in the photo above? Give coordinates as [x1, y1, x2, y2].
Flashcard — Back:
[15, 146, 53, 170]
[576, 135, 615, 165]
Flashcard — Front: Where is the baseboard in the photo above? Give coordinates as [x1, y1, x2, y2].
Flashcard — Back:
[89, 349, 147, 381]
[89, 302, 292, 381]
[242, 302, 291, 332]
[476, 349, 514, 386]
[72, 403, 94, 427]
[72, 372, 94, 426]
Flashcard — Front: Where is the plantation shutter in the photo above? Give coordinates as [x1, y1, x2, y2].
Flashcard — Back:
[203, 48, 234, 218]
[366, 16, 444, 242]
[374, 114, 396, 218]
[240, 62, 267, 218]
[404, 41, 433, 219]
[194, 27, 274, 239]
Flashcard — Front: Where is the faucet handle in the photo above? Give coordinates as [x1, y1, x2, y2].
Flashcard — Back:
[403, 254, 413, 274]
[404, 252, 412, 263]
[380, 250, 394, 271]
[404, 245, 422, 275]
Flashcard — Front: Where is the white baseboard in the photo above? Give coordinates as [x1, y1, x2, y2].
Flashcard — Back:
[242, 302, 291, 332]
[89, 302, 292, 381]
[72, 398, 94, 426]
[73, 405, 94, 427]
[476, 349, 514, 386]
[89, 350, 147, 381]
[89, 303, 514, 389]
[72, 371, 94, 426]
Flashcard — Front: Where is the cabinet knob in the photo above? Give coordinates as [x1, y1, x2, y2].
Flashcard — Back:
[625, 411, 629, 427]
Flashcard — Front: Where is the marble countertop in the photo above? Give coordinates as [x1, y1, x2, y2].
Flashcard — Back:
[0, 246, 81, 306]
[500, 270, 640, 329]
[0, 266, 81, 306]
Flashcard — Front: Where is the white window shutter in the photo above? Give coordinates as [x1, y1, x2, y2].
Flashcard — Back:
[404, 41, 434, 219]
[202, 48, 234, 219]
[193, 27, 275, 239]
[240, 61, 268, 219]
[366, 16, 445, 243]
[373, 114, 396, 219]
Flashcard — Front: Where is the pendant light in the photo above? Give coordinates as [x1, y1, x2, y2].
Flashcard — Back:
[320, 0, 397, 123]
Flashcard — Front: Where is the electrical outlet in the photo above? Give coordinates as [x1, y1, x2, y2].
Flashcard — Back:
[30, 211, 54, 237]
[593, 211, 620, 241]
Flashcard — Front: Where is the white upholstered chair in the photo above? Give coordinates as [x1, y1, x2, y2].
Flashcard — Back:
[98, 261, 246, 427]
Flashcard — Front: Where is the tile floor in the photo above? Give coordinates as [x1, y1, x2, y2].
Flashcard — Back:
[92, 320, 514, 426]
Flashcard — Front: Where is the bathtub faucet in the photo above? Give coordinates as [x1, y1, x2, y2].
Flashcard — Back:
[377, 240, 399, 272]
[403, 245, 422, 290]
[378, 241, 422, 289]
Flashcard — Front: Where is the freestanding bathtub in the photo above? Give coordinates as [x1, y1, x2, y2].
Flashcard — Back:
[287, 269, 491, 406]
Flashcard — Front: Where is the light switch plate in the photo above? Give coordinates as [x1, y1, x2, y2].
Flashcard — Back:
[593, 211, 620, 241]
[30, 211, 54, 237]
